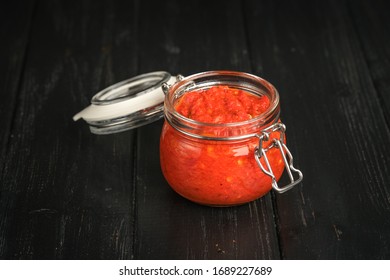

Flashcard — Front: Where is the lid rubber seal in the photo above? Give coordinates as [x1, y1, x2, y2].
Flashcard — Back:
[73, 71, 175, 134]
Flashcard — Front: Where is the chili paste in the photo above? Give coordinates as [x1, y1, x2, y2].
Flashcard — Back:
[160, 85, 284, 205]
[175, 86, 270, 123]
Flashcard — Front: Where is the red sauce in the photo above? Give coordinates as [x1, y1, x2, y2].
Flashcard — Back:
[160, 86, 285, 206]
[175, 86, 270, 123]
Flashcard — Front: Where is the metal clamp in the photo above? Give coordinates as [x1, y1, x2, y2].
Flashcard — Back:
[162, 74, 184, 95]
[254, 123, 303, 193]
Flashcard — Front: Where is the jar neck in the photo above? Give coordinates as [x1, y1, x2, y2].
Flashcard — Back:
[164, 71, 280, 140]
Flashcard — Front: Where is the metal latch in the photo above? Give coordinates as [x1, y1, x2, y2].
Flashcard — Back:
[254, 123, 303, 193]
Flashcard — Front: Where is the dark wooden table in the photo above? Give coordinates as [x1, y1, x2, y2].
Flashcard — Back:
[1, 0, 389, 260]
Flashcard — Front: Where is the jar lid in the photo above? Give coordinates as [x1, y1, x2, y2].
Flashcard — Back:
[73, 71, 176, 134]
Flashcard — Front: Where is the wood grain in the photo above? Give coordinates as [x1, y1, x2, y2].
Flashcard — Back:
[0, 1, 35, 167]
[348, 0, 390, 125]
[0, 0, 36, 258]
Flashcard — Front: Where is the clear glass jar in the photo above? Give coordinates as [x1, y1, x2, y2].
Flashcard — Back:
[160, 71, 302, 206]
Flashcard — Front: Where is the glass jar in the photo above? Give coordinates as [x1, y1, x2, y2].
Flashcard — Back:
[73, 70, 302, 207]
[160, 71, 302, 206]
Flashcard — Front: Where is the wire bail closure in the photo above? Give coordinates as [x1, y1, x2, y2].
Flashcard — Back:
[254, 123, 303, 193]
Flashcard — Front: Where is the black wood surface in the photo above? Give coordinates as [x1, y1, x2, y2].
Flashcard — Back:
[1, 0, 389, 260]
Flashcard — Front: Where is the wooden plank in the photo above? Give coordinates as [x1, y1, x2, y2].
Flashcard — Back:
[0, 1, 35, 167]
[348, 0, 390, 124]
[244, 0, 390, 259]
[0, 0, 36, 258]
[0, 0, 140, 259]
[133, 0, 280, 259]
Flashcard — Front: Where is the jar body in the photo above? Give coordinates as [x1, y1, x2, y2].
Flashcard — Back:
[160, 71, 286, 206]
[160, 122, 285, 206]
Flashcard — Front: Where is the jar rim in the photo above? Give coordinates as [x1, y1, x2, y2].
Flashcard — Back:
[164, 70, 281, 140]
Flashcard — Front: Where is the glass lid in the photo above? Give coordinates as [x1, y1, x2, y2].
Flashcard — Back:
[73, 71, 176, 134]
